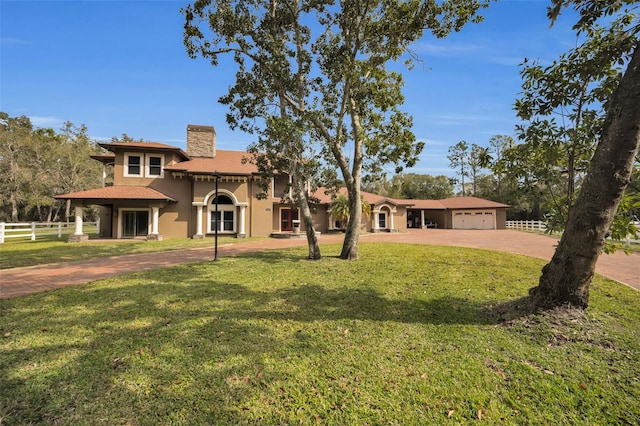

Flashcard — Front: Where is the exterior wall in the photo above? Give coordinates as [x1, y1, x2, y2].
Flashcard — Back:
[97, 206, 113, 237]
[442, 211, 454, 229]
[312, 206, 329, 233]
[248, 180, 274, 237]
[496, 209, 507, 229]
[157, 203, 189, 239]
[394, 207, 408, 232]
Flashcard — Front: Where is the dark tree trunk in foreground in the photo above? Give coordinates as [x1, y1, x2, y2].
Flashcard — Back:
[340, 182, 362, 260]
[530, 43, 640, 309]
[291, 171, 321, 260]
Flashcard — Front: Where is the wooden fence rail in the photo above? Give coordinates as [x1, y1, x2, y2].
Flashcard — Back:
[507, 220, 640, 241]
[506, 220, 547, 232]
[0, 221, 99, 243]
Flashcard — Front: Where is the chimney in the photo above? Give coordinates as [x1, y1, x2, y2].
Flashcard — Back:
[186, 124, 216, 157]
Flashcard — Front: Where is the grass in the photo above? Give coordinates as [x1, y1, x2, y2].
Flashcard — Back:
[1, 243, 639, 425]
[0, 236, 258, 269]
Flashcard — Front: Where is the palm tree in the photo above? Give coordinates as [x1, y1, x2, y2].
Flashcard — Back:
[329, 194, 371, 229]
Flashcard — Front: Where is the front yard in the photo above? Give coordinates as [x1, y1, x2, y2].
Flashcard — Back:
[1, 243, 639, 424]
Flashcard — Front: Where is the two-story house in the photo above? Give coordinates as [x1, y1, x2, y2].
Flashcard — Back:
[55, 124, 508, 241]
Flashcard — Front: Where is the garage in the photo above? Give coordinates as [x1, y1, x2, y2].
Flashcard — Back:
[452, 210, 496, 230]
[406, 197, 509, 229]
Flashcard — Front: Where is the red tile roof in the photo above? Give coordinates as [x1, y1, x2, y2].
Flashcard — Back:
[164, 150, 258, 175]
[407, 199, 447, 209]
[90, 153, 115, 164]
[313, 188, 413, 207]
[99, 142, 190, 160]
[313, 191, 508, 210]
[55, 186, 176, 202]
[438, 196, 510, 209]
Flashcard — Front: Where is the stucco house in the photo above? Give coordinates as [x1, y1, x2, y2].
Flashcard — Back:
[55, 125, 508, 241]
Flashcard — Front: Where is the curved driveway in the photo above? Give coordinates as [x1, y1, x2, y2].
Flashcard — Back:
[1, 230, 638, 299]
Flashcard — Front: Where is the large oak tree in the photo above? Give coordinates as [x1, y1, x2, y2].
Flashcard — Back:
[183, 0, 488, 259]
[529, 0, 640, 309]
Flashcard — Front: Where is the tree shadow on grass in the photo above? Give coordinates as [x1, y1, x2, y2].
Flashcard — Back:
[1, 255, 540, 424]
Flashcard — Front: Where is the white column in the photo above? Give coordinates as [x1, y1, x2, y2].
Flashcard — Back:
[74, 206, 84, 235]
[239, 205, 246, 236]
[390, 209, 395, 231]
[328, 215, 334, 231]
[196, 205, 204, 236]
[374, 211, 380, 230]
[420, 210, 425, 228]
[151, 207, 160, 234]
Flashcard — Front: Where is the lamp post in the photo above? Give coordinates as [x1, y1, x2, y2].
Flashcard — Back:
[212, 172, 221, 261]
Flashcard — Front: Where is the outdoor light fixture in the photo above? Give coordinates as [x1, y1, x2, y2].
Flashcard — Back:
[212, 172, 221, 261]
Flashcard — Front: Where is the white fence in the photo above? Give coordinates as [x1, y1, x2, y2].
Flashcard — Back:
[507, 220, 640, 240]
[0, 221, 99, 243]
[506, 220, 547, 232]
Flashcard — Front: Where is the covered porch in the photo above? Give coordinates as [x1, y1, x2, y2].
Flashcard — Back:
[54, 186, 176, 242]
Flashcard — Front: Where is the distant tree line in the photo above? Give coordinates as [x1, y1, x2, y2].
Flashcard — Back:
[0, 112, 104, 223]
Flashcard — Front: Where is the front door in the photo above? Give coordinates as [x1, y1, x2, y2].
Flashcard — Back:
[122, 210, 149, 238]
[281, 208, 298, 231]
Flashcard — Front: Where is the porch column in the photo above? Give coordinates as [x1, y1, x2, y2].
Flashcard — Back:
[420, 210, 425, 229]
[68, 206, 88, 242]
[152, 207, 160, 234]
[328, 214, 334, 231]
[147, 206, 163, 241]
[390, 209, 395, 231]
[238, 205, 246, 237]
[374, 211, 380, 231]
[74, 206, 83, 235]
[193, 203, 204, 239]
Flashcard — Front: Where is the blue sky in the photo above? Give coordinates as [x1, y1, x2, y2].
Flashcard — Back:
[1, 0, 578, 178]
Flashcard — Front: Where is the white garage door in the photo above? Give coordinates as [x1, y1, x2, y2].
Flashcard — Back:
[452, 210, 496, 230]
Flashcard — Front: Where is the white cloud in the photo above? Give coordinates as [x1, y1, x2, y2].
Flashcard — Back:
[30, 116, 65, 129]
[419, 138, 450, 147]
[412, 41, 484, 56]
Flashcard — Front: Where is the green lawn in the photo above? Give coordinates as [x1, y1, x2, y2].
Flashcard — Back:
[0, 236, 256, 269]
[1, 243, 639, 425]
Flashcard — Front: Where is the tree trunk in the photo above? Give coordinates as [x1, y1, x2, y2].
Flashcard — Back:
[10, 193, 18, 222]
[530, 43, 640, 310]
[291, 169, 321, 260]
[65, 199, 72, 222]
[340, 185, 361, 260]
[339, 97, 364, 260]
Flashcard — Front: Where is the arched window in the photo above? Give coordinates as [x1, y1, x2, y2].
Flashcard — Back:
[209, 194, 236, 233]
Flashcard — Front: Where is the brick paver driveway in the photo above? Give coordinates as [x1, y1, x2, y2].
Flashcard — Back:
[1, 229, 638, 299]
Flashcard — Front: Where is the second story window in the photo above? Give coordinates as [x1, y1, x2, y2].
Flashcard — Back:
[125, 154, 142, 177]
[123, 153, 164, 178]
[147, 155, 163, 177]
